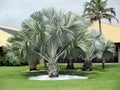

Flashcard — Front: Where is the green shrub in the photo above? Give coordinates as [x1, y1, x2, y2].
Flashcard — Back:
[0, 46, 28, 66]
[0, 55, 6, 66]
[0, 54, 28, 66]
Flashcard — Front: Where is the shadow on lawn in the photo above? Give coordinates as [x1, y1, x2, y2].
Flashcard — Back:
[20, 64, 119, 80]
[21, 71, 48, 79]
[21, 69, 100, 80]
[21, 64, 116, 79]
[60, 70, 99, 79]
[105, 63, 119, 68]
[93, 63, 119, 71]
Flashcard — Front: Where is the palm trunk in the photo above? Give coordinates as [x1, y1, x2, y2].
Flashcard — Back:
[66, 58, 74, 70]
[44, 59, 47, 69]
[98, 19, 102, 35]
[48, 62, 59, 77]
[82, 60, 93, 71]
[102, 59, 105, 69]
[29, 63, 37, 71]
[99, 19, 105, 69]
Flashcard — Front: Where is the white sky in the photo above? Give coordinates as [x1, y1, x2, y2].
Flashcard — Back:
[0, 0, 120, 29]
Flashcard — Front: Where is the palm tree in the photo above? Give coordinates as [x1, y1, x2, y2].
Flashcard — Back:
[90, 30, 115, 69]
[97, 41, 115, 69]
[83, 0, 119, 34]
[77, 39, 98, 71]
[21, 18, 48, 71]
[63, 43, 77, 70]
[28, 8, 89, 77]
[8, 27, 40, 71]
[77, 30, 104, 71]
[64, 23, 89, 70]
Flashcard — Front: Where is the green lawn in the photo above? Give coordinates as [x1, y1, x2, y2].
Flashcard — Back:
[0, 64, 120, 90]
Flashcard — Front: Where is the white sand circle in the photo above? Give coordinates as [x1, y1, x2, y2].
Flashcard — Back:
[29, 75, 88, 80]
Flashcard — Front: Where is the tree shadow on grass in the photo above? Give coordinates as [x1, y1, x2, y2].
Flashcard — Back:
[21, 69, 100, 80]
[21, 70, 48, 79]
[105, 64, 119, 68]
[93, 64, 119, 72]
[59, 69, 100, 80]
[21, 64, 110, 80]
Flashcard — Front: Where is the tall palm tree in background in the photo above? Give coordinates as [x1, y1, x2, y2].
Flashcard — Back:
[83, 0, 119, 34]
[83, 0, 118, 68]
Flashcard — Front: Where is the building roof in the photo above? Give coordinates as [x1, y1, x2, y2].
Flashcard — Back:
[0, 25, 19, 46]
[89, 22, 120, 43]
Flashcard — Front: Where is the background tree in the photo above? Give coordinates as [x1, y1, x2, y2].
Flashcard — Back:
[77, 30, 114, 71]
[4, 45, 27, 66]
[63, 17, 89, 70]
[90, 30, 115, 69]
[83, 0, 119, 34]
[63, 42, 77, 70]
[77, 35, 98, 71]
[97, 41, 115, 69]
[7, 22, 41, 71]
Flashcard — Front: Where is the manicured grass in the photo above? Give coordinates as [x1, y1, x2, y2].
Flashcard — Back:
[0, 64, 120, 90]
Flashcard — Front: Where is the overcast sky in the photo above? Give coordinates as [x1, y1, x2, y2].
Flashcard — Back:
[0, 0, 120, 29]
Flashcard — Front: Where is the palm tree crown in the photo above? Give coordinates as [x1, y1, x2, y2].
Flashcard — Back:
[83, 0, 119, 34]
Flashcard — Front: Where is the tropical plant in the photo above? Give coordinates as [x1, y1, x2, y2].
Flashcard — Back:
[77, 38, 98, 71]
[4, 45, 27, 66]
[97, 41, 115, 69]
[77, 30, 105, 71]
[27, 8, 89, 77]
[63, 43, 76, 70]
[90, 30, 115, 69]
[21, 20, 43, 71]
[83, 0, 119, 34]
[63, 23, 89, 70]
[7, 28, 40, 70]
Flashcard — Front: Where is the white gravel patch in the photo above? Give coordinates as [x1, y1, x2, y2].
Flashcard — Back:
[29, 75, 88, 80]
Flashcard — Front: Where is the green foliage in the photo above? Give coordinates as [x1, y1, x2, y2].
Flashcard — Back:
[0, 46, 27, 66]
[76, 30, 115, 70]
[83, 0, 118, 23]
[0, 55, 25, 66]
[97, 41, 115, 60]
[21, 8, 89, 65]
[0, 55, 6, 66]
[5, 7, 116, 72]
[77, 30, 115, 62]
[83, 0, 118, 34]
[12, 7, 90, 76]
